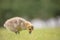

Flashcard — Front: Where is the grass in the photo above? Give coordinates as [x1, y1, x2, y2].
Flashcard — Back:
[0, 27, 60, 40]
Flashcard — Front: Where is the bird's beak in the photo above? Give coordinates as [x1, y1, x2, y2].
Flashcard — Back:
[29, 29, 32, 34]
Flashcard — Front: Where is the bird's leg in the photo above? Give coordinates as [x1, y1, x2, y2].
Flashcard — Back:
[15, 31, 20, 34]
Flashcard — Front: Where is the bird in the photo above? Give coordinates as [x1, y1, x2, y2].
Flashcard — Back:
[4, 17, 33, 34]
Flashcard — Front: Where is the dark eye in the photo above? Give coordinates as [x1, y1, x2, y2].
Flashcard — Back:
[29, 29, 31, 30]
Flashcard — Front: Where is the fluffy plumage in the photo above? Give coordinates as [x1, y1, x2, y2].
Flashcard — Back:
[4, 17, 33, 34]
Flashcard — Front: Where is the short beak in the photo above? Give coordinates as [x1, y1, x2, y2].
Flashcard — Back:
[29, 31, 31, 34]
[29, 29, 32, 34]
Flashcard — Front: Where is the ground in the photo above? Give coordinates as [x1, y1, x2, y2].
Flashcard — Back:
[0, 27, 60, 40]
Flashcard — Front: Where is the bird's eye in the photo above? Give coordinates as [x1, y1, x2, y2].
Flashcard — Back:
[29, 29, 31, 30]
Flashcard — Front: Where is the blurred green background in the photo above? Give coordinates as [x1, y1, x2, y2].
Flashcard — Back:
[0, 0, 60, 26]
[0, 0, 60, 40]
